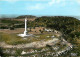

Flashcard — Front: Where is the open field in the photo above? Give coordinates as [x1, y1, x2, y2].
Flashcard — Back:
[0, 33, 54, 45]
[0, 27, 55, 45]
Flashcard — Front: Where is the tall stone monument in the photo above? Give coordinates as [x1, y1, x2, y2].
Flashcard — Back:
[18, 18, 32, 37]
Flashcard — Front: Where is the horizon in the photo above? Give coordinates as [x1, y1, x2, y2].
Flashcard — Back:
[0, 14, 80, 20]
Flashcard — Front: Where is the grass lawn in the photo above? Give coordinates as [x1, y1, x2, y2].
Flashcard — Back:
[0, 32, 54, 45]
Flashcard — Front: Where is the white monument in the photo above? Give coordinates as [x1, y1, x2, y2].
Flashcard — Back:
[18, 18, 32, 37]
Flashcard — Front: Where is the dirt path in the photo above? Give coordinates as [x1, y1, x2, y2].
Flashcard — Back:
[0, 38, 59, 48]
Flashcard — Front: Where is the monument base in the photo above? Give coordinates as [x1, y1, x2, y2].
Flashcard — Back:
[18, 34, 33, 37]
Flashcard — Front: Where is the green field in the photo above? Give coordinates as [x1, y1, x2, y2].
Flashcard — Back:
[0, 32, 54, 45]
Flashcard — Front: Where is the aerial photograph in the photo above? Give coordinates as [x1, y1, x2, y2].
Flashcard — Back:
[0, 0, 80, 57]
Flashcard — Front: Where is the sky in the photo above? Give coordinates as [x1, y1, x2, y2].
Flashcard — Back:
[0, 0, 80, 17]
